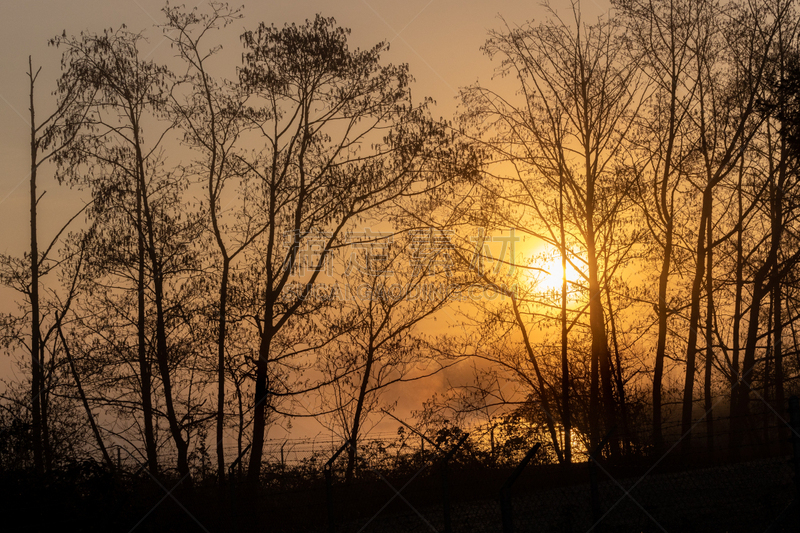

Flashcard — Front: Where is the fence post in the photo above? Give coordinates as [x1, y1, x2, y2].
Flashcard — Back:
[324, 440, 351, 533]
[499, 442, 541, 533]
[590, 428, 616, 533]
[789, 396, 800, 495]
[440, 433, 470, 533]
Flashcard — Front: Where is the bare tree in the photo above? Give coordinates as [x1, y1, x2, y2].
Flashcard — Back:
[162, 2, 272, 483]
[730, 0, 800, 445]
[316, 230, 460, 480]
[0, 55, 91, 474]
[615, 0, 710, 449]
[51, 27, 204, 478]
[458, 1, 645, 453]
[236, 15, 454, 482]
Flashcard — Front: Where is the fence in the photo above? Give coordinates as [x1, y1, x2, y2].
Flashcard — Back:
[89, 398, 800, 532]
[313, 401, 800, 532]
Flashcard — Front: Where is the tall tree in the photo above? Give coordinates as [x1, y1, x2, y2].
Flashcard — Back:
[460, 1, 644, 452]
[615, 0, 708, 449]
[162, 2, 268, 483]
[237, 15, 453, 482]
[51, 27, 201, 478]
[0, 56, 90, 474]
[731, 0, 800, 444]
[662, 0, 783, 451]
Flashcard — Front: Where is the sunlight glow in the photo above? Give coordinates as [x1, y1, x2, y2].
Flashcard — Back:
[537, 257, 581, 293]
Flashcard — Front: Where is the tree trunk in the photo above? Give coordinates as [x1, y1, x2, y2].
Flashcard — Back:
[681, 190, 710, 454]
[236, 376, 245, 479]
[247, 323, 273, 484]
[135, 123, 190, 480]
[763, 295, 773, 449]
[217, 258, 230, 483]
[775, 282, 785, 450]
[732, 271, 769, 450]
[587, 236, 617, 456]
[653, 221, 672, 450]
[730, 165, 744, 412]
[60, 325, 115, 472]
[28, 56, 44, 476]
[40, 343, 51, 471]
[136, 167, 158, 476]
[346, 344, 376, 481]
[152, 272, 191, 478]
[704, 195, 714, 453]
[607, 286, 630, 456]
[512, 297, 564, 464]
[560, 181, 571, 464]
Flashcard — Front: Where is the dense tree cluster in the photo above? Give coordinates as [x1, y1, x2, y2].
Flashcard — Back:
[2, 0, 800, 491]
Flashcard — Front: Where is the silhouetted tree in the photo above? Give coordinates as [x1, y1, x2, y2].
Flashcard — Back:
[237, 15, 453, 482]
[616, 0, 711, 449]
[0, 55, 91, 474]
[162, 2, 267, 483]
[51, 27, 204, 478]
[317, 230, 461, 480]
[730, 0, 800, 445]
[458, 2, 645, 454]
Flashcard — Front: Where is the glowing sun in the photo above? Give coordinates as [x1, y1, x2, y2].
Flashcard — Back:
[537, 258, 581, 293]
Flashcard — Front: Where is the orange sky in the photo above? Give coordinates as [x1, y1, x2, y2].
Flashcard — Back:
[0, 0, 613, 257]
[0, 0, 614, 441]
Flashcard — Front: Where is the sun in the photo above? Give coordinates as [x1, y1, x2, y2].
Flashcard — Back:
[517, 242, 583, 295]
[537, 257, 581, 294]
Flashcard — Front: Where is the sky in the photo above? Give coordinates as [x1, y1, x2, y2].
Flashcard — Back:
[0, 0, 613, 254]
[0, 0, 613, 441]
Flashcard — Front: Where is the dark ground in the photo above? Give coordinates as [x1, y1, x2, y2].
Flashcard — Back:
[2, 454, 799, 532]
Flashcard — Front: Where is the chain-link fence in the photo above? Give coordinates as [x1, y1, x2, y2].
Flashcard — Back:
[12, 399, 800, 533]
[310, 401, 800, 532]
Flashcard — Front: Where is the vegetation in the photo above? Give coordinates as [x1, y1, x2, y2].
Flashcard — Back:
[1, 0, 800, 529]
